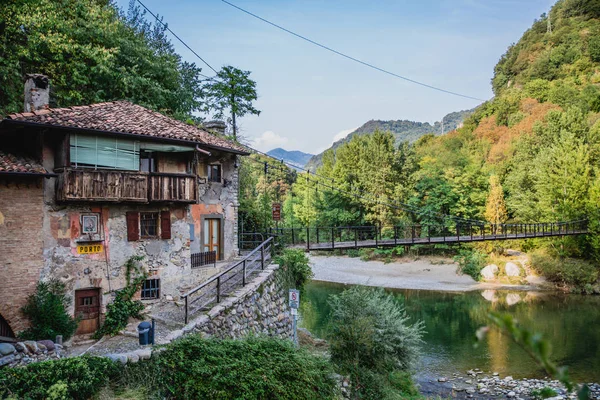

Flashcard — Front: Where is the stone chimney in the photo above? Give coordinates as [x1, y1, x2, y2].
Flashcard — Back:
[204, 120, 227, 135]
[24, 74, 49, 112]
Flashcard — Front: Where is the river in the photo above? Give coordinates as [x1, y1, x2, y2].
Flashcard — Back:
[299, 281, 600, 383]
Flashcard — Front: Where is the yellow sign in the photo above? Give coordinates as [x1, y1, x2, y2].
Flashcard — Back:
[77, 244, 103, 254]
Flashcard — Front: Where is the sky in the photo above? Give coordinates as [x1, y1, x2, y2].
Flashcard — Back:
[115, 0, 556, 154]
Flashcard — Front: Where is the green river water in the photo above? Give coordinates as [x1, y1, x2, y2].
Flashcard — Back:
[300, 281, 600, 382]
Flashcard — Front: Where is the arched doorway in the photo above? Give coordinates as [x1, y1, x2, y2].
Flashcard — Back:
[0, 314, 16, 343]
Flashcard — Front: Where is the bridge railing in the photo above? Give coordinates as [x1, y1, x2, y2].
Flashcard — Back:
[261, 219, 588, 250]
[182, 237, 273, 324]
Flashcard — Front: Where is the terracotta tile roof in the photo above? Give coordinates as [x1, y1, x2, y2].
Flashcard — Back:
[0, 150, 48, 174]
[5, 101, 248, 154]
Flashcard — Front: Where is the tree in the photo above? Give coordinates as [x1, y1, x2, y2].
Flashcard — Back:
[202, 65, 260, 139]
[485, 175, 508, 226]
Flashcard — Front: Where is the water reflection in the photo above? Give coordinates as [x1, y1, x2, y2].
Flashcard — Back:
[300, 281, 600, 382]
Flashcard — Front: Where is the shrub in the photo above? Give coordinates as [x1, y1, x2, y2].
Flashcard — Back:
[454, 249, 487, 281]
[0, 356, 120, 400]
[327, 286, 423, 399]
[94, 256, 146, 338]
[346, 249, 360, 258]
[122, 336, 338, 399]
[274, 248, 313, 291]
[530, 250, 599, 288]
[531, 387, 558, 399]
[20, 279, 78, 341]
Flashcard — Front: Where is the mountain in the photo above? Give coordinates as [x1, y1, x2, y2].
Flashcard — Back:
[305, 108, 474, 171]
[266, 148, 314, 170]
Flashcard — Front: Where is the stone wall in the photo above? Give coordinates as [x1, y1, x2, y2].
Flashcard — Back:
[0, 178, 45, 333]
[159, 264, 293, 345]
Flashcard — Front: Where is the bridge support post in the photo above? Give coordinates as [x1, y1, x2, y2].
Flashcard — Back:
[355, 228, 358, 248]
[292, 227, 295, 245]
[411, 226, 415, 243]
[306, 227, 310, 251]
[331, 227, 335, 250]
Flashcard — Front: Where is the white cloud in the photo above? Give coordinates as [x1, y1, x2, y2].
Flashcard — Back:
[252, 131, 289, 152]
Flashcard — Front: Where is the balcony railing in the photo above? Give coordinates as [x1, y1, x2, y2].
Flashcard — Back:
[57, 169, 198, 203]
[148, 173, 197, 203]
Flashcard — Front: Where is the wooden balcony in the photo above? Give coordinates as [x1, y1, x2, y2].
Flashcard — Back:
[148, 173, 197, 203]
[57, 169, 197, 203]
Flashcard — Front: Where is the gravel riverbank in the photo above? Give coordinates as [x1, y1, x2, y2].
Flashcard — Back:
[309, 254, 543, 292]
[418, 369, 600, 399]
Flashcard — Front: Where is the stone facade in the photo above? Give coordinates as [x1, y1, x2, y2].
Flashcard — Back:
[0, 178, 45, 333]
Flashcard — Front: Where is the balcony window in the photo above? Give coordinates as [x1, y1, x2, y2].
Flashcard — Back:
[140, 212, 158, 238]
[140, 151, 156, 173]
[70, 134, 139, 170]
[208, 164, 222, 183]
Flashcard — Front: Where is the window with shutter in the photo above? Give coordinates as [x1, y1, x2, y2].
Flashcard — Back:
[161, 211, 171, 239]
[126, 212, 139, 241]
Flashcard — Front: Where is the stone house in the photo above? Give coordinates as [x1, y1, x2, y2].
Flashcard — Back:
[0, 76, 248, 339]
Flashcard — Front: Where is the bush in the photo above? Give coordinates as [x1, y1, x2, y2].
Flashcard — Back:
[454, 249, 487, 281]
[530, 250, 599, 288]
[122, 336, 338, 399]
[274, 248, 313, 291]
[0, 356, 120, 400]
[20, 279, 78, 341]
[531, 386, 558, 399]
[327, 286, 423, 399]
[346, 249, 360, 258]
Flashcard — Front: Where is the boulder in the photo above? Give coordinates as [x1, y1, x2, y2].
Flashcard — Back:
[14, 342, 28, 354]
[37, 340, 55, 351]
[106, 354, 128, 364]
[23, 340, 39, 354]
[481, 264, 499, 280]
[0, 343, 16, 356]
[505, 262, 521, 277]
[0, 354, 15, 366]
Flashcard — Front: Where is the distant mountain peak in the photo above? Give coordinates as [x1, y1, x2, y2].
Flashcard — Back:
[266, 148, 314, 170]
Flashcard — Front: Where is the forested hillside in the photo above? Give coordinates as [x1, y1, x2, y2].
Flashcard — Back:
[0, 0, 204, 121]
[261, 0, 600, 291]
[305, 109, 473, 171]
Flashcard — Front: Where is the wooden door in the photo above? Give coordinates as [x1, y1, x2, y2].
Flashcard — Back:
[203, 218, 221, 260]
[75, 288, 100, 335]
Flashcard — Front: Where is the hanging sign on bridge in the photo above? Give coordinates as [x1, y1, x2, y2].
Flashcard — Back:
[272, 203, 281, 221]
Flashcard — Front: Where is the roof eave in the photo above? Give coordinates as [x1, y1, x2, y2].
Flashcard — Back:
[1, 119, 249, 156]
[0, 171, 57, 178]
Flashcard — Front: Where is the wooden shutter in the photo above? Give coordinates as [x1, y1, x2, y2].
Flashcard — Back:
[126, 212, 139, 241]
[161, 211, 171, 240]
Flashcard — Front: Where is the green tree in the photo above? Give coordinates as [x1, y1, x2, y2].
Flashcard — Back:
[485, 175, 508, 225]
[201, 65, 260, 139]
[0, 0, 205, 118]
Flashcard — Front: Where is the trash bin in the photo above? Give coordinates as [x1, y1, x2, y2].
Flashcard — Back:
[137, 321, 151, 345]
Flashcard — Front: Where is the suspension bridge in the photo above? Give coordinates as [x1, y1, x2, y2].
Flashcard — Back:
[240, 219, 589, 252]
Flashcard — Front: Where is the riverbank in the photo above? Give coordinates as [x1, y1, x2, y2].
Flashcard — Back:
[309, 254, 546, 292]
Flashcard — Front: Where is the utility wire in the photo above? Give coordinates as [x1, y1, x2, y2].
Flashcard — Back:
[136, 0, 219, 75]
[220, 0, 486, 102]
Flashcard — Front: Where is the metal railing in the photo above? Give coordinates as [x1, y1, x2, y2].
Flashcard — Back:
[260, 219, 589, 250]
[191, 250, 217, 268]
[182, 237, 273, 323]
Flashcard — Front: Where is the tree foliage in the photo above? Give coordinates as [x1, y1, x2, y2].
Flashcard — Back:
[0, 0, 204, 119]
[202, 65, 261, 139]
[20, 279, 78, 341]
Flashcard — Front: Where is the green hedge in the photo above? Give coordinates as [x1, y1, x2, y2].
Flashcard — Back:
[0, 356, 120, 400]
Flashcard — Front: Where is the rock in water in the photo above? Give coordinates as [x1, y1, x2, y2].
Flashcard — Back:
[481, 264, 499, 280]
[505, 262, 521, 277]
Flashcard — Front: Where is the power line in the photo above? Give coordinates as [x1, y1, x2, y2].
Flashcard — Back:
[220, 0, 486, 102]
[136, 0, 219, 75]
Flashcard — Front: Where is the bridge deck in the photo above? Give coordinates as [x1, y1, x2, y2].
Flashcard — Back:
[292, 230, 587, 251]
